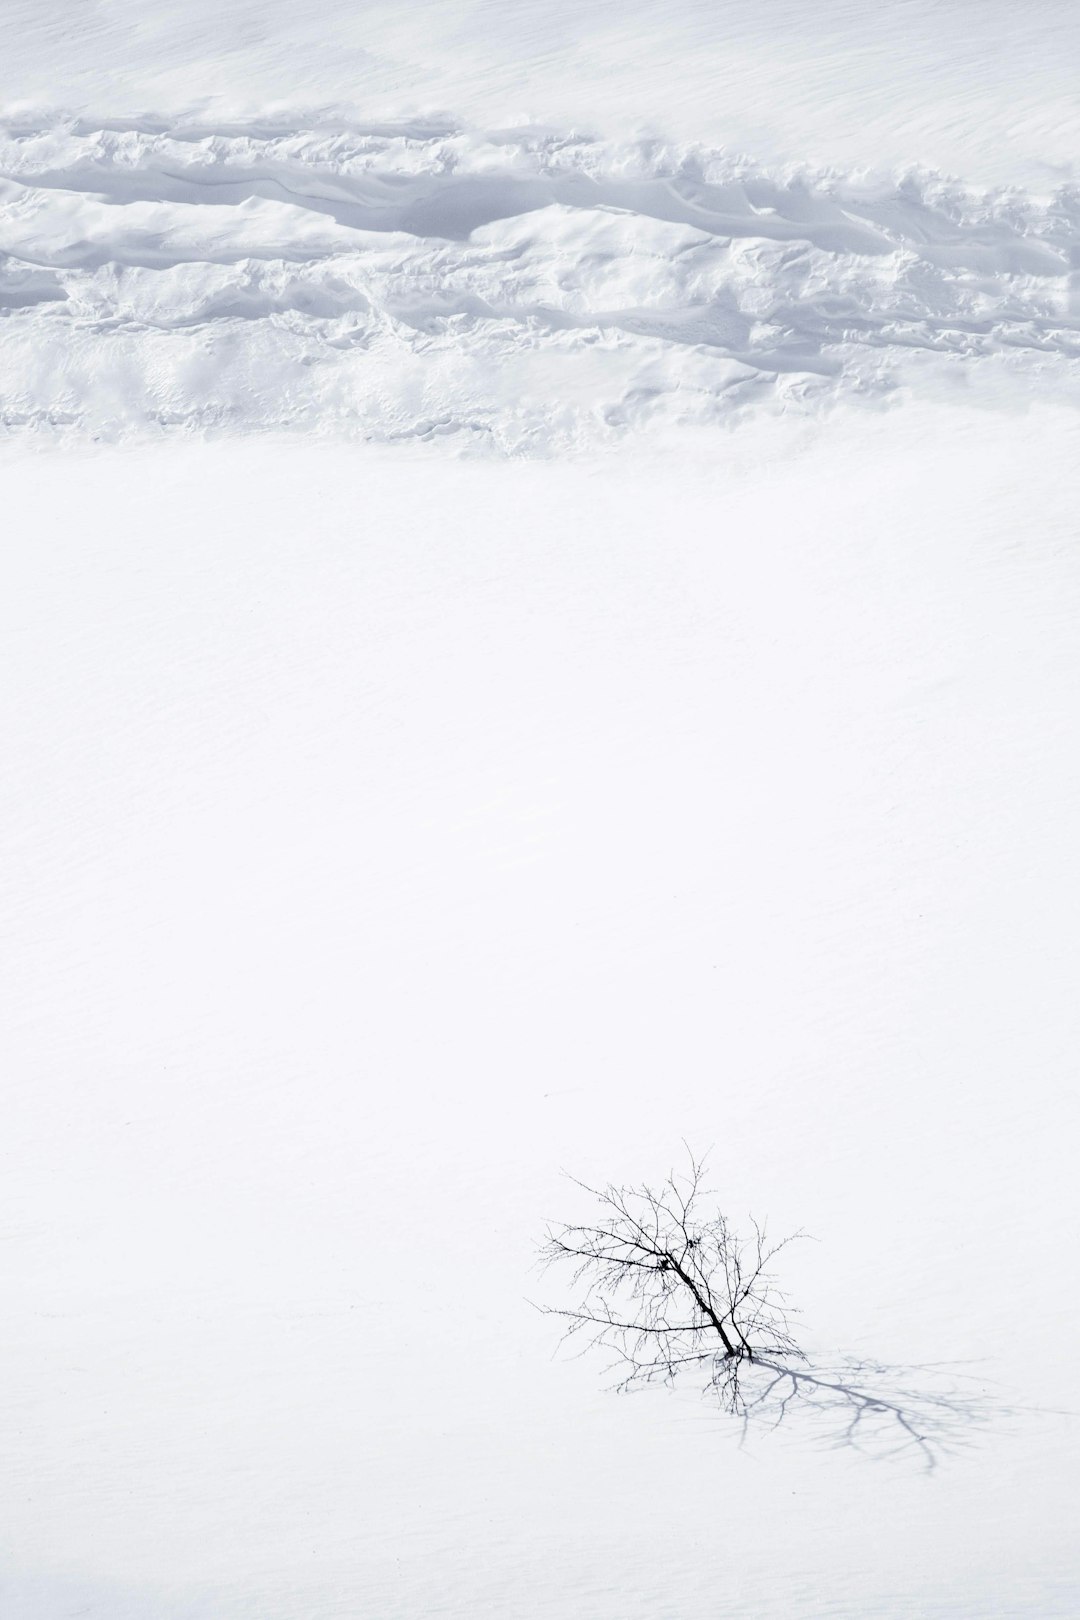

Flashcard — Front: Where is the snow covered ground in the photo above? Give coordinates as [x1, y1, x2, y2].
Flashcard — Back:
[5, 416, 1079, 1618]
[3, 4, 1080, 1618]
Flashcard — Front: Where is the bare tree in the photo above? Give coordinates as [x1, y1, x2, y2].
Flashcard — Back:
[538, 1149, 994, 1471]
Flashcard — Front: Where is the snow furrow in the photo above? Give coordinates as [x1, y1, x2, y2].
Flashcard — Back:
[2, 119, 1079, 448]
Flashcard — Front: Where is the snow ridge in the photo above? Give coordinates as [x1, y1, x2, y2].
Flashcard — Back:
[3, 119, 1080, 449]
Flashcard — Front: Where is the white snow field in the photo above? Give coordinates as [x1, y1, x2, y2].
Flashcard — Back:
[3, 3, 1080, 1619]
[4, 416, 1080, 1619]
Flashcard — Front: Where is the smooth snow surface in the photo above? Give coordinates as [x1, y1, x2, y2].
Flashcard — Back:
[3, 414, 1080, 1618]
[7, 0, 1080, 188]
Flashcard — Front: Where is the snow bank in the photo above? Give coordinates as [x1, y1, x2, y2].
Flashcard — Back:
[3, 120, 1079, 447]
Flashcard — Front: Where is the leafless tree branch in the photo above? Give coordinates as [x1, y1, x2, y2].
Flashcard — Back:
[537, 1148, 994, 1471]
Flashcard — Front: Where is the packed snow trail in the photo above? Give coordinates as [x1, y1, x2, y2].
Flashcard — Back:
[3, 120, 1080, 447]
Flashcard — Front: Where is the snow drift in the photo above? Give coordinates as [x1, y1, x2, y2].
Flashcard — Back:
[3, 120, 1080, 447]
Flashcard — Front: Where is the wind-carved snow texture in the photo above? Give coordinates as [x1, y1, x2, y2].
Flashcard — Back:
[3, 118, 1080, 448]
